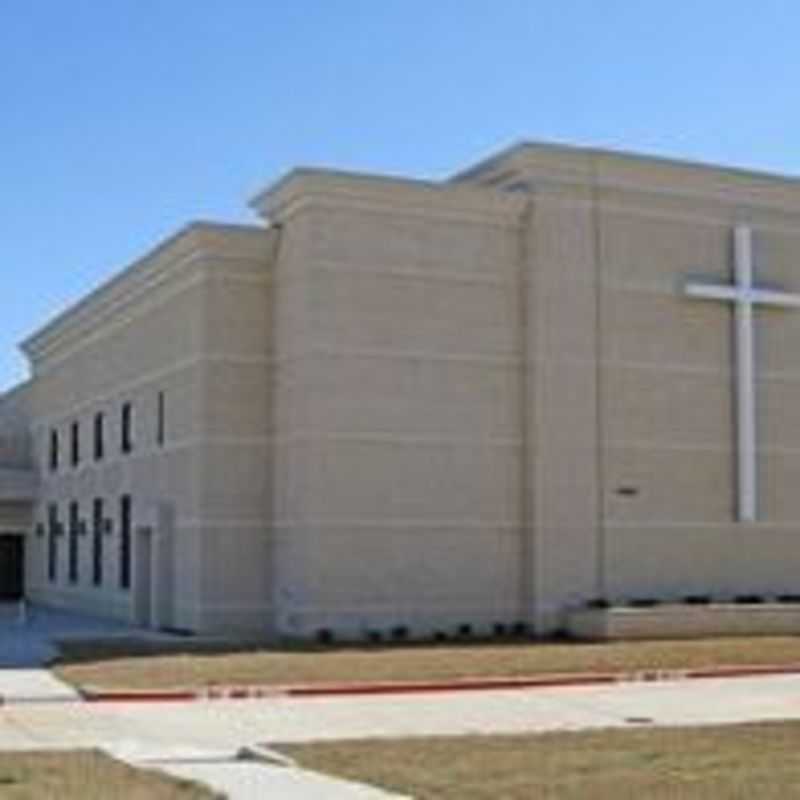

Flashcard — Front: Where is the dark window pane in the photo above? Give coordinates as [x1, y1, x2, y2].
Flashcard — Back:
[121, 403, 133, 454]
[94, 413, 105, 461]
[120, 495, 131, 590]
[49, 430, 59, 472]
[92, 498, 103, 586]
[71, 422, 80, 467]
[68, 501, 79, 583]
[47, 504, 58, 582]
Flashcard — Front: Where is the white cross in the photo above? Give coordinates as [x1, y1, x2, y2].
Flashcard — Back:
[685, 226, 800, 522]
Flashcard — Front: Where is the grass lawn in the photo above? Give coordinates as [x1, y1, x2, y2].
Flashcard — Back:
[0, 750, 218, 799]
[54, 635, 800, 691]
[282, 721, 800, 799]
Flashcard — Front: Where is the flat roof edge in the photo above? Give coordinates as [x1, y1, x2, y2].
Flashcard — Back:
[451, 139, 800, 189]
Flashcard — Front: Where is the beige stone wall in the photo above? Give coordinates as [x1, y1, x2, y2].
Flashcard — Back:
[259, 175, 527, 638]
[16, 142, 800, 639]
[268, 209, 318, 637]
[21, 223, 275, 632]
[501, 147, 800, 616]
[522, 185, 602, 631]
[256, 154, 800, 637]
[22, 232, 207, 625]
[459, 144, 800, 628]
[194, 227, 276, 634]
[596, 189, 800, 602]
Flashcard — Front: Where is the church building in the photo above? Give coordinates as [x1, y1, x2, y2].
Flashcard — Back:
[2, 141, 800, 638]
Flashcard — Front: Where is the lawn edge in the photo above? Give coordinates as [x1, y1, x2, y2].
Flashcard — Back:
[75, 661, 800, 703]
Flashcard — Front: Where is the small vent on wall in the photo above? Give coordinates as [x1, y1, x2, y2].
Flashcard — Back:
[616, 486, 639, 498]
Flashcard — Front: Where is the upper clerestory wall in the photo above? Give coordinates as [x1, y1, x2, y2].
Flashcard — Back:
[20, 222, 275, 373]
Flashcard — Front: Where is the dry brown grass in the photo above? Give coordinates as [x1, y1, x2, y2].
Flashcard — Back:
[0, 750, 219, 799]
[282, 721, 800, 799]
[53, 635, 800, 691]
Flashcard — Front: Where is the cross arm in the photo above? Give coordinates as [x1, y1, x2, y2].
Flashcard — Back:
[750, 289, 800, 308]
[684, 282, 740, 302]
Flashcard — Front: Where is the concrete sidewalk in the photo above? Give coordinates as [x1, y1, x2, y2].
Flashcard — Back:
[4, 674, 800, 749]
[5, 674, 800, 796]
[0, 668, 78, 703]
[0, 698, 408, 798]
[155, 760, 408, 799]
[107, 744, 408, 799]
[0, 596, 410, 797]
[9, 604, 800, 798]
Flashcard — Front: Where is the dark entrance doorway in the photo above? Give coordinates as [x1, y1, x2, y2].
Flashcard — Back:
[0, 534, 24, 600]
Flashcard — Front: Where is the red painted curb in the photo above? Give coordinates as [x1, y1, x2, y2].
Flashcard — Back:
[82, 685, 288, 703]
[79, 662, 800, 703]
[80, 675, 618, 702]
[83, 690, 197, 703]
[285, 673, 617, 697]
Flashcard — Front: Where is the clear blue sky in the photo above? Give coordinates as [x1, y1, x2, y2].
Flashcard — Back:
[2, 1, 800, 390]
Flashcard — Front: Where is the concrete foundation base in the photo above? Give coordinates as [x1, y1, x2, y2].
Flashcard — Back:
[568, 603, 800, 641]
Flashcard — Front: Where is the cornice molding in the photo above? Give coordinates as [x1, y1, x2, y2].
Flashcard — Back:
[452, 141, 800, 216]
[250, 168, 527, 228]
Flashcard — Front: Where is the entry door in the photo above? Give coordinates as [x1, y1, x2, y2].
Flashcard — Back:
[0, 535, 24, 600]
[135, 528, 153, 627]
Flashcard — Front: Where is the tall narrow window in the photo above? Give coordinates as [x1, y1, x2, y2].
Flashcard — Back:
[92, 498, 104, 587]
[157, 391, 165, 447]
[47, 504, 58, 582]
[49, 430, 59, 472]
[119, 495, 131, 590]
[121, 403, 134, 454]
[70, 422, 80, 467]
[94, 413, 105, 461]
[68, 501, 79, 583]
